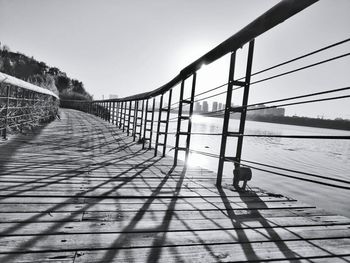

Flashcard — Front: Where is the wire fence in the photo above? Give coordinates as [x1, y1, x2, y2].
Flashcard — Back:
[0, 73, 59, 139]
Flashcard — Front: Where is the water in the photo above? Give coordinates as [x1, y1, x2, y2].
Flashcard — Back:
[160, 114, 350, 218]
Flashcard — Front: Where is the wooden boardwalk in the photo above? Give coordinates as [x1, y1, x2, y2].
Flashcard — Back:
[0, 109, 349, 262]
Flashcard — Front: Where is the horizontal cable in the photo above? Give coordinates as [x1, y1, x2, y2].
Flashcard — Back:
[247, 94, 350, 111]
[179, 132, 350, 140]
[170, 82, 229, 108]
[185, 53, 350, 108]
[187, 149, 350, 189]
[239, 37, 350, 80]
[172, 38, 350, 107]
[246, 86, 350, 109]
[241, 159, 350, 185]
[251, 52, 350, 85]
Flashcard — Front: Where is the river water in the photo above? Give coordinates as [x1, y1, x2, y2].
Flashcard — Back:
[158, 114, 350, 218]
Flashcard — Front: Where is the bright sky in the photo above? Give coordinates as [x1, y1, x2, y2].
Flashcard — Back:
[0, 0, 349, 119]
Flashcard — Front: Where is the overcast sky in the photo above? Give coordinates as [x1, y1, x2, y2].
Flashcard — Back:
[0, 0, 349, 119]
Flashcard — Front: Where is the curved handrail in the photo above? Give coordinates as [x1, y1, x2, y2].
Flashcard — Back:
[0, 72, 59, 99]
[95, 0, 317, 103]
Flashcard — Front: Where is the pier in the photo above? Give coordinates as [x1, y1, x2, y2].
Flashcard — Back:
[1, 0, 350, 261]
[0, 109, 349, 262]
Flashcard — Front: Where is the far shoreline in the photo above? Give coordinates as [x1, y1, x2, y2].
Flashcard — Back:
[196, 112, 350, 131]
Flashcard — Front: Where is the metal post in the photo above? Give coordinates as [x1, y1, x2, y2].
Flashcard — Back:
[162, 89, 173, 157]
[108, 101, 112, 122]
[139, 100, 145, 141]
[3, 85, 11, 140]
[115, 102, 119, 127]
[149, 98, 155, 149]
[123, 101, 128, 132]
[133, 100, 138, 141]
[217, 51, 236, 186]
[154, 95, 163, 156]
[233, 40, 255, 185]
[174, 80, 185, 166]
[185, 74, 196, 161]
[119, 101, 124, 129]
[127, 101, 132, 136]
[142, 99, 149, 149]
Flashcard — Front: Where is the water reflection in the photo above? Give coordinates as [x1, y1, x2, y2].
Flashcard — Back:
[164, 114, 350, 217]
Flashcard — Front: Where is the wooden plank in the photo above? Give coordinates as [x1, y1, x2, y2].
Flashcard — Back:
[0, 226, 349, 253]
[0, 252, 75, 263]
[0, 201, 314, 213]
[0, 109, 348, 262]
[0, 216, 349, 236]
[73, 239, 350, 263]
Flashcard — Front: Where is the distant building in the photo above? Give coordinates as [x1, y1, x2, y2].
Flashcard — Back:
[249, 104, 285, 116]
[212, 101, 218, 112]
[218, 103, 223, 111]
[195, 102, 202, 112]
[109, 94, 119, 99]
[202, 101, 209, 112]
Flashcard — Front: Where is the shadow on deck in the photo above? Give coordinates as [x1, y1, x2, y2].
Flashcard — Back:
[0, 109, 349, 263]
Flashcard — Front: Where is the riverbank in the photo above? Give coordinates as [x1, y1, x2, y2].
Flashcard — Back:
[201, 112, 350, 131]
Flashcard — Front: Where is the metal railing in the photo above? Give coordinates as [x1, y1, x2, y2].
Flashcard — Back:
[62, 0, 350, 190]
[0, 72, 59, 140]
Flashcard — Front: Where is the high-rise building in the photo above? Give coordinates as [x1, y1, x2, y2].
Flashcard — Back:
[212, 101, 218, 112]
[218, 103, 223, 111]
[195, 102, 202, 112]
[109, 94, 119, 99]
[202, 101, 209, 112]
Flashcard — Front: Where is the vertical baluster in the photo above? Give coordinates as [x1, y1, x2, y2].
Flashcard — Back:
[142, 99, 149, 149]
[174, 80, 185, 166]
[217, 51, 236, 186]
[149, 98, 156, 149]
[127, 101, 132, 136]
[123, 101, 127, 132]
[185, 73, 196, 162]
[154, 95, 163, 156]
[133, 100, 138, 141]
[108, 101, 112, 122]
[139, 99, 145, 142]
[119, 101, 124, 129]
[2, 85, 10, 139]
[162, 90, 173, 157]
[233, 40, 255, 188]
[115, 102, 119, 127]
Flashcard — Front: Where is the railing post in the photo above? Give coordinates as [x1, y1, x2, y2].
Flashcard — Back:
[217, 51, 236, 186]
[162, 89, 172, 157]
[123, 101, 127, 132]
[142, 99, 149, 149]
[115, 102, 119, 127]
[108, 101, 112, 122]
[104, 102, 107, 120]
[127, 101, 132, 136]
[119, 101, 124, 129]
[174, 80, 185, 166]
[233, 40, 255, 187]
[139, 99, 145, 142]
[3, 85, 11, 140]
[154, 95, 164, 156]
[133, 100, 138, 141]
[185, 74, 196, 161]
[149, 98, 155, 149]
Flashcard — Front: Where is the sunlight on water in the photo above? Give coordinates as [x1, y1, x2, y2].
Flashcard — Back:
[164, 113, 350, 217]
[187, 153, 210, 168]
[191, 114, 208, 123]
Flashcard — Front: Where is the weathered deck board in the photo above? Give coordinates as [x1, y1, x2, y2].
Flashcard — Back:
[0, 109, 349, 263]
